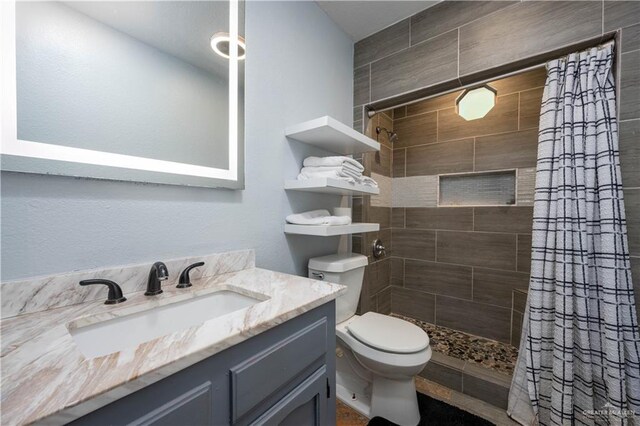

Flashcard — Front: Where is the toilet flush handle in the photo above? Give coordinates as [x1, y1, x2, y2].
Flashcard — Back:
[311, 272, 325, 280]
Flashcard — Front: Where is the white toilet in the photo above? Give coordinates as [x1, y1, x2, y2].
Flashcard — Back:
[308, 253, 432, 426]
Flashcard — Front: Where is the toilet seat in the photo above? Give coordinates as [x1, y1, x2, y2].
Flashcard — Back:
[347, 312, 429, 354]
[336, 315, 432, 375]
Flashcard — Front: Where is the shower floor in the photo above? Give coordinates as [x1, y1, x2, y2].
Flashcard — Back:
[391, 314, 518, 376]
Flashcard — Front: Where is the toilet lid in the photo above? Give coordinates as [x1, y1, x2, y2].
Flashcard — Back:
[347, 312, 430, 354]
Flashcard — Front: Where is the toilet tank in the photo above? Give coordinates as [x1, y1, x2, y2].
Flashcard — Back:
[308, 253, 368, 324]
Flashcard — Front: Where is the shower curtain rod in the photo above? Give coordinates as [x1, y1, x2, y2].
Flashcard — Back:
[377, 39, 616, 114]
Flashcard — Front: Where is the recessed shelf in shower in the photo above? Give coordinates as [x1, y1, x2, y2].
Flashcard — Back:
[438, 170, 517, 207]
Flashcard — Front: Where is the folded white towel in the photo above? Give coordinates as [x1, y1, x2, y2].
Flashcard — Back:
[299, 166, 361, 180]
[303, 156, 364, 172]
[286, 209, 352, 226]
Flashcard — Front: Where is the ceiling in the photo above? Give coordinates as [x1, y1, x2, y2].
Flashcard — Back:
[65, 1, 233, 79]
[316, 1, 440, 42]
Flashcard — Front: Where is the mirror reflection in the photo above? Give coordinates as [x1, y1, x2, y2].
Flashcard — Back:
[16, 1, 243, 171]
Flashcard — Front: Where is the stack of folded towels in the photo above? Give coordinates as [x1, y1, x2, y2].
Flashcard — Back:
[297, 156, 378, 187]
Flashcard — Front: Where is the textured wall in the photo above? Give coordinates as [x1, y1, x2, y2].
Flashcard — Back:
[1, 1, 353, 281]
[353, 0, 640, 338]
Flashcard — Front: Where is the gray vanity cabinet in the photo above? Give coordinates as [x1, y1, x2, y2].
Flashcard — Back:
[70, 302, 336, 426]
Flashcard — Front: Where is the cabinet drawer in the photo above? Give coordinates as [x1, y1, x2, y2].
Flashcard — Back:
[230, 318, 327, 422]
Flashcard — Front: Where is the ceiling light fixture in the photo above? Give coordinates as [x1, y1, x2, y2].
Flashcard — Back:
[210, 32, 246, 60]
[456, 85, 497, 121]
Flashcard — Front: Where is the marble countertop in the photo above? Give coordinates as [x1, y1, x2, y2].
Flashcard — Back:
[0, 267, 345, 425]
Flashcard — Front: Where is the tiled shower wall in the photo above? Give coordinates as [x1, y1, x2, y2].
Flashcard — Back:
[387, 68, 546, 344]
[352, 1, 640, 336]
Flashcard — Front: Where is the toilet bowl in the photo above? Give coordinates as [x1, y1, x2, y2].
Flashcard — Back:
[308, 254, 431, 426]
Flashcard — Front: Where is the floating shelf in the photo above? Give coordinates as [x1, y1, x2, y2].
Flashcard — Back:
[284, 223, 380, 236]
[284, 178, 379, 196]
[285, 116, 380, 155]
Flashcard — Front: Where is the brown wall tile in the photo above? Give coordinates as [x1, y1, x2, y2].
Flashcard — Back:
[371, 30, 458, 102]
[394, 112, 437, 148]
[393, 148, 406, 177]
[437, 231, 517, 270]
[621, 23, 640, 53]
[354, 19, 409, 68]
[353, 197, 363, 222]
[354, 65, 370, 106]
[620, 120, 640, 188]
[391, 286, 436, 323]
[377, 286, 392, 314]
[474, 207, 533, 234]
[390, 257, 404, 287]
[406, 91, 461, 117]
[473, 268, 529, 308]
[369, 206, 391, 229]
[459, 1, 603, 76]
[406, 139, 475, 176]
[436, 296, 512, 343]
[369, 258, 391, 296]
[406, 207, 474, 231]
[512, 289, 528, 314]
[474, 129, 538, 171]
[517, 234, 532, 273]
[625, 189, 640, 256]
[392, 229, 436, 261]
[490, 67, 547, 96]
[352, 235, 363, 255]
[511, 311, 523, 347]
[420, 361, 463, 392]
[462, 363, 510, 408]
[621, 50, 640, 121]
[369, 144, 392, 177]
[392, 208, 405, 228]
[604, 1, 640, 32]
[405, 259, 473, 299]
[437, 94, 519, 142]
[519, 88, 544, 130]
[393, 106, 407, 119]
[411, 1, 516, 46]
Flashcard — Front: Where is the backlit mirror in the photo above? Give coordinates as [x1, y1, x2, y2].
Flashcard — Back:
[1, 0, 245, 189]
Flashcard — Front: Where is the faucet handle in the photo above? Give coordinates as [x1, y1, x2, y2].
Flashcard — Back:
[79, 279, 127, 305]
[177, 262, 205, 288]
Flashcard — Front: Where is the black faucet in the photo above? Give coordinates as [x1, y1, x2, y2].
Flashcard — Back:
[145, 262, 169, 296]
[79, 279, 127, 304]
[177, 262, 205, 288]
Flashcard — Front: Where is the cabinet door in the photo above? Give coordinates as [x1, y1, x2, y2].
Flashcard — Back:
[249, 367, 328, 426]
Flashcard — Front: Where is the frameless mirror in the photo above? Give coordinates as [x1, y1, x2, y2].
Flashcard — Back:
[1, 0, 244, 189]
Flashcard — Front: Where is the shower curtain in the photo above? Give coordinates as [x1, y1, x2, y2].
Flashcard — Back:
[508, 43, 640, 425]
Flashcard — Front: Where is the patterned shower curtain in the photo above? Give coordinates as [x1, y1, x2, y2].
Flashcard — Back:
[507, 43, 640, 425]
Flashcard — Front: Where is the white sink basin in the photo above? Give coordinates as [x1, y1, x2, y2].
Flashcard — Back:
[70, 290, 263, 358]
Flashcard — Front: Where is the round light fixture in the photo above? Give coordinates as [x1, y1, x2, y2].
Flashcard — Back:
[456, 85, 497, 121]
[210, 32, 246, 60]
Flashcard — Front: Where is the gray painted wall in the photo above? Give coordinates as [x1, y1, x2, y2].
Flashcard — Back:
[17, 1, 229, 169]
[1, 1, 354, 281]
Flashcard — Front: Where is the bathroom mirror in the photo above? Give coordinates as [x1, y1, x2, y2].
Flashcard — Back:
[0, 0, 245, 189]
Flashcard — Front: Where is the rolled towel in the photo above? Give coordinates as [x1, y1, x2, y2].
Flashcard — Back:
[303, 156, 364, 172]
[358, 176, 379, 188]
[299, 166, 361, 180]
[286, 209, 352, 226]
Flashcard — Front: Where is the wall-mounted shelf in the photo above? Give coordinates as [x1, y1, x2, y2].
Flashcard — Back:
[285, 116, 380, 155]
[284, 223, 379, 237]
[284, 178, 379, 195]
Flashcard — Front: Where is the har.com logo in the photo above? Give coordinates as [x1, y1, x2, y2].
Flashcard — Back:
[583, 402, 637, 420]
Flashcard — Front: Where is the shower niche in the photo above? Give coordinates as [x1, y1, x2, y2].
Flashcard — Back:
[438, 170, 517, 207]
